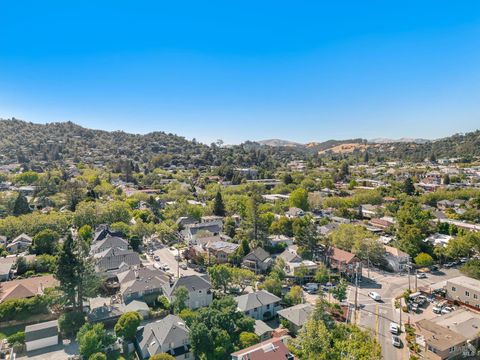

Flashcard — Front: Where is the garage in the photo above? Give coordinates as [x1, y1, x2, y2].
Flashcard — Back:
[25, 320, 59, 352]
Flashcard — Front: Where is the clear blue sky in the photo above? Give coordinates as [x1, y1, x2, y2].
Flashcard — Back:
[0, 1, 479, 144]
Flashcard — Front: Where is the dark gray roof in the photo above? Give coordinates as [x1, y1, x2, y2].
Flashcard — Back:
[244, 247, 270, 262]
[277, 303, 313, 327]
[25, 320, 58, 342]
[235, 290, 281, 312]
[164, 275, 211, 297]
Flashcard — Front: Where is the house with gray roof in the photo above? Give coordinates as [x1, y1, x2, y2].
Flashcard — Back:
[254, 319, 273, 341]
[135, 315, 191, 360]
[242, 248, 273, 274]
[235, 290, 281, 321]
[117, 266, 170, 304]
[90, 235, 129, 254]
[278, 303, 313, 334]
[163, 274, 212, 310]
[94, 247, 141, 276]
[182, 221, 223, 244]
[6, 233, 32, 253]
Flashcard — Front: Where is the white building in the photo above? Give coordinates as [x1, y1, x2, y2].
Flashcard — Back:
[25, 320, 59, 352]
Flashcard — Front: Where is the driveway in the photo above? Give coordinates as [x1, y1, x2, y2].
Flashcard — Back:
[17, 339, 79, 360]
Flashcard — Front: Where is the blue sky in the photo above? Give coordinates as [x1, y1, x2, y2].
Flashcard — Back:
[0, 1, 479, 144]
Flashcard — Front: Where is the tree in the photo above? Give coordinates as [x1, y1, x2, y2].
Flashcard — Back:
[213, 191, 226, 217]
[289, 188, 309, 211]
[239, 331, 260, 348]
[230, 268, 256, 293]
[77, 323, 114, 360]
[259, 274, 282, 297]
[115, 311, 142, 341]
[149, 354, 176, 360]
[89, 353, 107, 360]
[12, 193, 30, 216]
[414, 252, 434, 267]
[296, 222, 319, 260]
[403, 177, 415, 196]
[208, 264, 232, 293]
[189, 296, 254, 359]
[58, 310, 85, 337]
[78, 224, 93, 243]
[33, 229, 59, 255]
[330, 279, 347, 302]
[396, 201, 431, 257]
[15, 256, 28, 276]
[314, 263, 329, 284]
[284, 285, 303, 306]
[172, 286, 189, 314]
[283, 173, 293, 185]
[460, 259, 480, 280]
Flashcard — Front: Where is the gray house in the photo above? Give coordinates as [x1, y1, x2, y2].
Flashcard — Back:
[90, 235, 129, 254]
[242, 248, 273, 274]
[135, 315, 191, 360]
[94, 247, 141, 275]
[278, 303, 313, 334]
[163, 275, 212, 310]
[235, 290, 282, 320]
[117, 266, 170, 304]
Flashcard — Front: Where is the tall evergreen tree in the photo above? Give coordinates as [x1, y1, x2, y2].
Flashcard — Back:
[213, 191, 226, 217]
[12, 192, 30, 215]
[403, 177, 415, 195]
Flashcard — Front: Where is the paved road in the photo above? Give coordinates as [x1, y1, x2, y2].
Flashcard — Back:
[143, 241, 200, 278]
[348, 266, 461, 360]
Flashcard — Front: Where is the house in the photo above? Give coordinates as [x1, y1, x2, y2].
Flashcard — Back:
[117, 266, 170, 304]
[384, 245, 410, 272]
[278, 249, 302, 264]
[93, 225, 124, 242]
[201, 238, 239, 264]
[122, 300, 150, 319]
[318, 223, 338, 236]
[267, 235, 293, 248]
[326, 247, 362, 280]
[90, 235, 129, 254]
[242, 248, 273, 274]
[285, 260, 317, 279]
[163, 275, 212, 310]
[25, 320, 59, 352]
[94, 247, 141, 275]
[359, 204, 380, 219]
[0, 275, 58, 303]
[6, 233, 32, 253]
[182, 222, 223, 244]
[135, 315, 191, 360]
[231, 337, 295, 360]
[254, 319, 273, 341]
[445, 276, 480, 309]
[277, 303, 313, 334]
[235, 290, 282, 321]
[87, 297, 124, 325]
[415, 319, 469, 360]
[285, 207, 305, 219]
[0, 258, 13, 281]
[430, 308, 480, 349]
[368, 218, 394, 230]
[424, 233, 453, 247]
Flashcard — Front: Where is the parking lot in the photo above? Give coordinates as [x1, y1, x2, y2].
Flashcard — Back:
[17, 340, 79, 360]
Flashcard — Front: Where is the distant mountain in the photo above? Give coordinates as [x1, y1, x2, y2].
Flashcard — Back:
[369, 137, 430, 144]
[257, 139, 303, 147]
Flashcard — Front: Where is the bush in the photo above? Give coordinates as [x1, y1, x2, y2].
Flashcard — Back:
[0, 295, 50, 322]
[7, 331, 25, 345]
[59, 311, 85, 337]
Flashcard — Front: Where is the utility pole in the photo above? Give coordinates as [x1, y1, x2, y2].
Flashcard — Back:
[376, 303, 379, 340]
[415, 269, 418, 292]
[399, 296, 402, 327]
[407, 260, 411, 292]
[354, 263, 359, 323]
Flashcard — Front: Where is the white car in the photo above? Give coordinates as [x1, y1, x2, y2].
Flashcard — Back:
[392, 335, 401, 347]
[417, 273, 427, 279]
[368, 291, 382, 301]
[390, 322, 400, 334]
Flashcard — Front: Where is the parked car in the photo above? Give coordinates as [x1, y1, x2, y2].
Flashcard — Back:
[417, 273, 427, 279]
[392, 335, 401, 348]
[303, 283, 319, 293]
[179, 263, 188, 270]
[390, 322, 400, 335]
[154, 255, 160, 261]
[368, 292, 382, 301]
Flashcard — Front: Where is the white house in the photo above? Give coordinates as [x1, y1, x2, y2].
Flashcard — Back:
[235, 290, 282, 321]
[25, 320, 59, 352]
[384, 245, 410, 272]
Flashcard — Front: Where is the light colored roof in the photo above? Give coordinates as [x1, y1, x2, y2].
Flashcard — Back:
[25, 320, 58, 342]
[446, 275, 480, 290]
[431, 308, 480, 341]
[164, 274, 211, 297]
[0, 275, 58, 302]
[136, 315, 189, 356]
[254, 319, 273, 337]
[416, 319, 466, 351]
[277, 303, 313, 327]
[235, 290, 281, 312]
[384, 245, 409, 258]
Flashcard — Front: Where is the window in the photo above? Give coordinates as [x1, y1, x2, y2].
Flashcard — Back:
[266, 304, 270, 309]
[466, 291, 470, 297]
[452, 286, 456, 291]
[254, 307, 258, 312]
[474, 294, 478, 299]
[449, 346, 455, 353]
[185, 353, 190, 359]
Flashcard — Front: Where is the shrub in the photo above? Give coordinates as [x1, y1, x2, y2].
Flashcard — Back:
[7, 331, 25, 345]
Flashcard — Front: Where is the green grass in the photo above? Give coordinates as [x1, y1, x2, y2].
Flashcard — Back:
[0, 325, 25, 340]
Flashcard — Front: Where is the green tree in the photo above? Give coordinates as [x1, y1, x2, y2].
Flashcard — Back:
[172, 286, 189, 314]
[77, 323, 114, 360]
[259, 274, 282, 297]
[149, 354, 176, 360]
[58, 310, 85, 337]
[213, 191, 226, 217]
[12, 193, 30, 216]
[314, 263, 329, 284]
[289, 188, 309, 211]
[33, 229, 59, 255]
[403, 177, 415, 196]
[230, 268, 256, 293]
[284, 285, 303, 306]
[414, 252, 434, 267]
[296, 222, 319, 260]
[396, 201, 431, 257]
[208, 264, 232, 293]
[239, 331, 260, 348]
[89, 353, 107, 360]
[78, 224, 93, 243]
[115, 311, 142, 341]
[330, 279, 347, 302]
